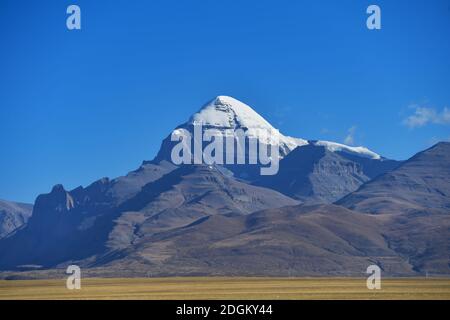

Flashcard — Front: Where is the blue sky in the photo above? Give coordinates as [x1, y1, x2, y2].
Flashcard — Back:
[1, 0, 449, 203]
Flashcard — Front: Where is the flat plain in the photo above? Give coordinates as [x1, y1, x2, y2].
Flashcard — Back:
[1, 277, 449, 300]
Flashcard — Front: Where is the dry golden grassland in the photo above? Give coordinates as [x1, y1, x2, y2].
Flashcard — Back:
[0, 277, 449, 300]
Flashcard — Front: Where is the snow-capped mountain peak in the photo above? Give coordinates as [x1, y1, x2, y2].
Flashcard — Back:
[186, 96, 308, 155]
[189, 95, 275, 131]
[156, 95, 381, 161]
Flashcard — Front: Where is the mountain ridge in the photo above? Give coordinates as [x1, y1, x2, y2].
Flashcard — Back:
[155, 96, 383, 164]
[337, 141, 450, 214]
[0, 96, 448, 277]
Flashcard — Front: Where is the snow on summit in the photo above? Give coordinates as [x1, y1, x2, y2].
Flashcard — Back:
[190, 95, 275, 130]
[177, 95, 381, 160]
[187, 96, 308, 155]
[312, 141, 381, 160]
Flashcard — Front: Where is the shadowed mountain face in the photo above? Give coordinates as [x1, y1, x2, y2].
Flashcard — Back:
[335, 151, 401, 180]
[0, 164, 297, 270]
[255, 144, 400, 204]
[338, 142, 450, 214]
[106, 165, 298, 246]
[0, 160, 175, 269]
[0, 200, 32, 239]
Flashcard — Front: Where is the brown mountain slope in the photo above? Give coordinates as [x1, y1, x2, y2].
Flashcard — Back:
[0, 165, 298, 270]
[337, 142, 450, 214]
[86, 143, 450, 276]
[98, 204, 415, 276]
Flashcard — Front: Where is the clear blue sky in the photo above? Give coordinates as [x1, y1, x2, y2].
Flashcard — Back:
[1, 0, 449, 203]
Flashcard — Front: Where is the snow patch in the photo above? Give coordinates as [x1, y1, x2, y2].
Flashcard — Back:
[313, 140, 381, 159]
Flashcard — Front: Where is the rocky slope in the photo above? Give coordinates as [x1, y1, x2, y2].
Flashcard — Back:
[337, 142, 450, 214]
[255, 144, 400, 203]
[0, 200, 33, 239]
[0, 165, 297, 270]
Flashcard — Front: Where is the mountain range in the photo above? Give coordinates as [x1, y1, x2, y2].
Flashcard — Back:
[0, 96, 448, 278]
